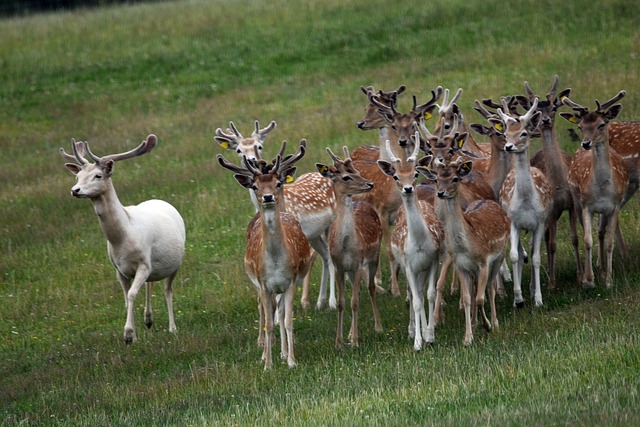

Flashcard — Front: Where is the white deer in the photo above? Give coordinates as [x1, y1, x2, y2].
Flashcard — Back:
[60, 135, 186, 344]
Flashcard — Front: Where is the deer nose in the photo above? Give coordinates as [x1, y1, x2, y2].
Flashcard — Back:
[262, 194, 275, 203]
[403, 186, 414, 194]
[357, 120, 366, 129]
[398, 138, 408, 147]
[366, 182, 374, 189]
[71, 187, 81, 197]
[504, 143, 515, 152]
[582, 140, 593, 150]
[437, 190, 446, 199]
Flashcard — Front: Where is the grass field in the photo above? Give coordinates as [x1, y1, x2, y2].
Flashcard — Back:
[1, 0, 640, 425]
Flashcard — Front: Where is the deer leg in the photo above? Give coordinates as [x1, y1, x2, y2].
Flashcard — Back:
[349, 269, 362, 347]
[164, 271, 178, 333]
[309, 236, 337, 310]
[581, 209, 595, 288]
[283, 284, 297, 367]
[546, 219, 558, 290]
[459, 272, 474, 346]
[510, 226, 525, 308]
[300, 250, 317, 310]
[385, 222, 401, 298]
[367, 262, 383, 334]
[424, 263, 437, 346]
[144, 282, 153, 330]
[335, 269, 346, 350]
[406, 269, 423, 351]
[123, 267, 151, 344]
[434, 253, 452, 327]
[569, 203, 583, 283]
[603, 211, 618, 289]
[531, 225, 545, 307]
[476, 265, 492, 332]
[260, 288, 274, 370]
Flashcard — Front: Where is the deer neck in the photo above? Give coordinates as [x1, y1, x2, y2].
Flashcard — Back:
[541, 127, 569, 182]
[439, 195, 470, 252]
[90, 180, 129, 245]
[259, 202, 289, 258]
[590, 142, 614, 187]
[402, 191, 432, 245]
[334, 191, 357, 233]
[486, 138, 512, 198]
[513, 148, 537, 197]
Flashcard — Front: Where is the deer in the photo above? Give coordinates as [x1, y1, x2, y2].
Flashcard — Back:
[492, 98, 553, 308]
[217, 140, 313, 369]
[514, 76, 582, 289]
[351, 87, 443, 296]
[215, 120, 336, 311]
[560, 91, 630, 288]
[60, 135, 186, 344]
[377, 137, 444, 351]
[316, 147, 383, 349]
[419, 158, 510, 346]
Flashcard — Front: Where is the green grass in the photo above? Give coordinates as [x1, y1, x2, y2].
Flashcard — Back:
[1, 0, 640, 425]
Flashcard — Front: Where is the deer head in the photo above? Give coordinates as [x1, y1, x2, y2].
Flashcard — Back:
[214, 120, 277, 160]
[560, 91, 626, 150]
[60, 134, 157, 198]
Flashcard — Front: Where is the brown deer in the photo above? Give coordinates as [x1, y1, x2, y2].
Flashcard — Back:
[215, 120, 337, 310]
[351, 88, 443, 296]
[217, 140, 313, 369]
[316, 147, 383, 349]
[493, 97, 553, 308]
[560, 91, 629, 288]
[517, 76, 582, 289]
[377, 137, 444, 351]
[419, 158, 510, 346]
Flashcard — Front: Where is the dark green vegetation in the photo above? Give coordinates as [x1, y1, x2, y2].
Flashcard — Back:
[1, 0, 639, 425]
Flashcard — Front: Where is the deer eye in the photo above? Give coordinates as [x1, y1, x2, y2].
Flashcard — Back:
[94, 174, 102, 180]
[342, 175, 352, 182]
[236, 149, 242, 154]
[393, 175, 399, 181]
[257, 145, 263, 151]
[598, 123, 606, 130]
[276, 182, 283, 188]
[521, 131, 528, 138]
[452, 177, 459, 183]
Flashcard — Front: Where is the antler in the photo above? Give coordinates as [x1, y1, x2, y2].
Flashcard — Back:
[59, 138, 88, 164]
[596, 90, 626, 113]
[215, 121, 243, 143]
[83, 134, 157, 164]
[216, 153, 255, 177]
[384, 140, 401, 165]
[438, 88, 463, 114]
[413, 86, 444, 114]
[562, 96, 590, 116]
[251, 120, 277, 141]
[407, 131, 421, 163]
[275, 139, 306, 175]
[520, 97, 539, 123]
[370, 94, 399, 116]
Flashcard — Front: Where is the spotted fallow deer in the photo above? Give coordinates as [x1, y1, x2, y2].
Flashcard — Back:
[217, 140, 313, 370]
[60, 135, 186, 344]
[215, 120, 336, 311]
[316, 147, 383, 349]
[419, 158, 510, 346]
[560, 91, 629, 288]
[493, 97, 553, 308]
[432, 88, 491, 162]
[517, 76, 582, 289]
[351, 88, 443, 296]
[377, 137, 444, 351]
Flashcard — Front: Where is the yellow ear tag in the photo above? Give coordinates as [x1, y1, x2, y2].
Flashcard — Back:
[495, 122, 504, 132]
[319, 165, 329, 173]
[424, 112, 433, 120]
[569, 117, 578, 124]
[219, 141, 229, 150]
[462, 163, 471, 172]
[457, 139, 465, 149]
[286, 175, 295, 184]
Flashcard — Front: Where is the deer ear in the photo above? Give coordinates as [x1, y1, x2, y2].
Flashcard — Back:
[103, 159, 115, 177]
[605, 104, 623, 122]
[316, 163, 332, 178]
[214, 136, 235, 150]
[376, 160, 395, 177]
[416, 166, 436, 182]
[455, 132, 469, 150]
[557, 88, 571, 103]
[458, 161, 473, 177]
[528, 111, 542, 132]
[234, 174, 255, 190]
[417, 155, 433, 168]
[423, 104, 438, 121]
[488, 118, 505, 133]
[65, 163, 81, 175]
[469, 123, 489, 136]
[560, 112, 579, 124]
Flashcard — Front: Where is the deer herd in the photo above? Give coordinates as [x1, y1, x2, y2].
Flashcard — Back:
[61, 76, 640, 370]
